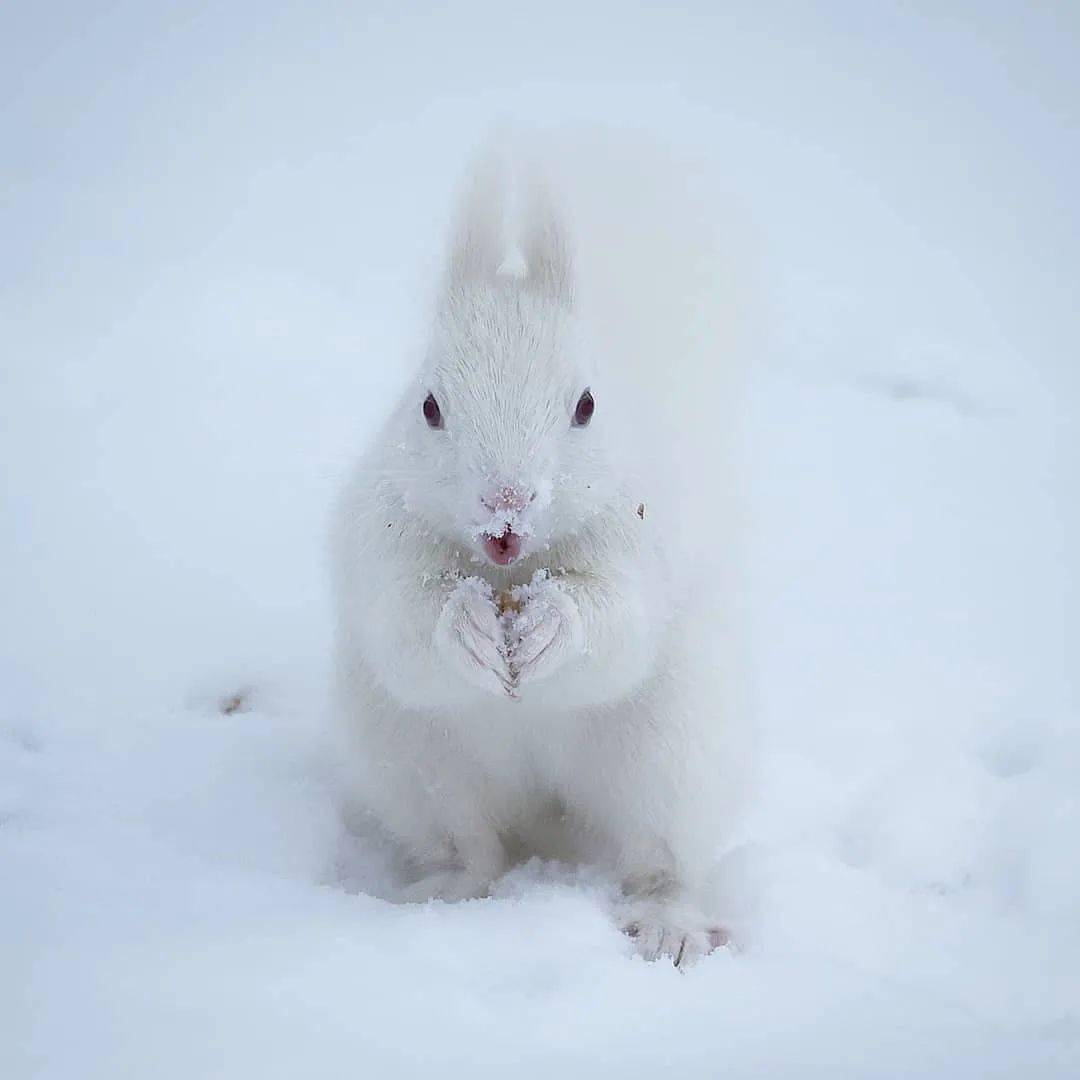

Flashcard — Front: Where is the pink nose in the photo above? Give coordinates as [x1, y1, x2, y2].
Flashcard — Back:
[481, 485, 534, 514]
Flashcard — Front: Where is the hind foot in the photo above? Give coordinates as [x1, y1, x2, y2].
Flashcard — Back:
[619, 899, 730, 968]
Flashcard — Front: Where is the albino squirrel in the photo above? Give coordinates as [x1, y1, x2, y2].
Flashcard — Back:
[332, 146, 747, 966]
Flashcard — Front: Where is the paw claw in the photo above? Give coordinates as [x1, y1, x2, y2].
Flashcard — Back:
[707, 926, 730, 950]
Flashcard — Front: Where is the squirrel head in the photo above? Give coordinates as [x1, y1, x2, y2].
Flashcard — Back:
[392, 158, 614, 567]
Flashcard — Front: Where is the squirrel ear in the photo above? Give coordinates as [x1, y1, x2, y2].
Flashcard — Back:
[519, 175, 574, 308]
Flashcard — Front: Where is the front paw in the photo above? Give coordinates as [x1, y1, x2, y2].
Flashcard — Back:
[506, 572, 585, 688]
[434, 578, 515, 697]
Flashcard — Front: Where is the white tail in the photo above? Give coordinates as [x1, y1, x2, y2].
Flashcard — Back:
[532, 129, 757, 571]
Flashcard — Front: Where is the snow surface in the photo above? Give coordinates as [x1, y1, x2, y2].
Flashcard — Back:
[2, 3, 1078, 1077]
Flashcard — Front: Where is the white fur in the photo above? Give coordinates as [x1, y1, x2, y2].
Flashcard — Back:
[331, 152, 743, 964]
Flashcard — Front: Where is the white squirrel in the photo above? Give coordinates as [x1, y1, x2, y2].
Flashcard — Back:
[332, 147, 747, 966]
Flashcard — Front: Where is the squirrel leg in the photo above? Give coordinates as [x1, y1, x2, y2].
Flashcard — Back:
[381, 791, 506, 903]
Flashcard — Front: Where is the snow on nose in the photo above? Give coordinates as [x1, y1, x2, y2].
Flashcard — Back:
[481, 484, 534, 514]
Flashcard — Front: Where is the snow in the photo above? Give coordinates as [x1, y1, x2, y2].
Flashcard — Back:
[2, 3, 1078, 1077]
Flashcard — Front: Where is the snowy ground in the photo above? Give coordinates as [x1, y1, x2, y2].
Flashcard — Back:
[3, 3, 1078, 1078]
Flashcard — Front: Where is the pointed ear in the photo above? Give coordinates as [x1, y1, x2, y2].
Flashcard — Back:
[445, 151, 507, 288]
[520, 176, 574, 308]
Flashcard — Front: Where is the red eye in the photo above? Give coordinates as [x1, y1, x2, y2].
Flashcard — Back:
[423, 392, 442, 429]
[573, 388, 594, 427]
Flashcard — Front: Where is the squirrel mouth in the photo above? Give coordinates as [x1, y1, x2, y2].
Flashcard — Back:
[482, 528, 523, 566]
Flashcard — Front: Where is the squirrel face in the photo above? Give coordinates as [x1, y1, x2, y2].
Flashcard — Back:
[399, 281, 607, 567]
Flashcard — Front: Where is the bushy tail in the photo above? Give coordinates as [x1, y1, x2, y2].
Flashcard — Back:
[536, 130, 759, 573]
